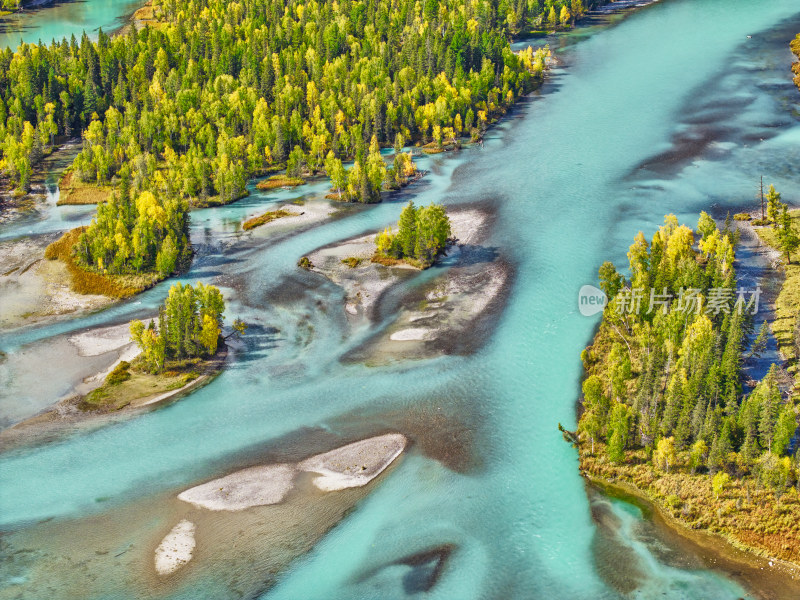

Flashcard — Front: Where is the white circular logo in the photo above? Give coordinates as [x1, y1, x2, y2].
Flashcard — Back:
[578, 285, 607, 317]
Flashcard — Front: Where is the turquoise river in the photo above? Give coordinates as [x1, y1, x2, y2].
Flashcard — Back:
[2, 0, 800, 598]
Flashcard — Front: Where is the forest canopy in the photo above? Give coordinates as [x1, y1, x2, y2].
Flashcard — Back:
[0, 0, 575, 202]
[579, 213, 797, 489]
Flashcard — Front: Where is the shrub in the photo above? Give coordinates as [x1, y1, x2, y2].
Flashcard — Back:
[242, 209, 296, 230]
[298, 256, 312, 269]
[105, 361, 131, 385]
[341, 257, 362, 268]
[733, 213, 752, 221]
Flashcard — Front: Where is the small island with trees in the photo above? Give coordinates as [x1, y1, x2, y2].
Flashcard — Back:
[373, 200, 452, 268]
[571, 205, 800, 571]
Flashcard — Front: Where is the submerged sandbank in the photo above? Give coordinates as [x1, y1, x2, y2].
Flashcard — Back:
[152, 434, 407, 576]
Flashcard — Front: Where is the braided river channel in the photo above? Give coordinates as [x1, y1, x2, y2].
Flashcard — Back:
[2, 0, 800, 598]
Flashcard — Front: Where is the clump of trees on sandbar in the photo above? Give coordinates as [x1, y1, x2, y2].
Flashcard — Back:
[129, 281, 228, 374]
[374, 200, 451, 267]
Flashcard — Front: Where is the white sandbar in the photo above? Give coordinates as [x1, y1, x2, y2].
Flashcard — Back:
[154, 520, 196, 576]
[177, 464, 295, 511]
[299, 433, 407, 491]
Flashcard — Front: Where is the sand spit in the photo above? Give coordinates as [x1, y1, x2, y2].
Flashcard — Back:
[178, 464, 296, 511]
[299, 433, 407, 491]
[348, 260, 510, 364]
[154, 520, 196, 576]
[243, 198, 335, 236]
[0, 337, 224, 454]
[175, 433, 408, 514]
[0, 234, 114, 332]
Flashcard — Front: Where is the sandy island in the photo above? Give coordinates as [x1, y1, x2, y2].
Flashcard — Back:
[154, 520, 197, 576]
[151, 434, 407, 575]
[177, 433, 407, 513]
[307, 205, 512, 363]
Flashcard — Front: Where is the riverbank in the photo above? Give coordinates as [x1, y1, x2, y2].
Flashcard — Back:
[752, 207, 800, 370]
[585, 475, 800, 600]
[573, 209, 800, 592]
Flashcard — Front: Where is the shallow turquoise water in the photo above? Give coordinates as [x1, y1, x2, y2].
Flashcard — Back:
[0, 0, 143, 50]
[2, 0, 800, 598]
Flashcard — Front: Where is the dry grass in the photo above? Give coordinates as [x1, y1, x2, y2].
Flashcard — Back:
[371, 252, 426, 269]
[241, 208, 298, 231]
[580, 443, 800, 565]
[189, 190, 249, 208]
[255, 175, 305, 190]
[45, 228, 162, 297]
[56, 170, 112, 205]
[341, 257, 363, 268]
[792, 34, 800, 91]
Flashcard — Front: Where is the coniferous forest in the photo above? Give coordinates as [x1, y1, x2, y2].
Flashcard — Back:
[577, 211, 800, 562]
[0, 0, 605, 279]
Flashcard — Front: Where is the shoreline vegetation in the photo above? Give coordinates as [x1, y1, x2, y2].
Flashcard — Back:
[44, 226, 164, 297]
[571, 204, 800, 590]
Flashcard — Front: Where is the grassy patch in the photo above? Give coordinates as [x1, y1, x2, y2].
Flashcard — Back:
[371, 252, 427, 269]
[341, 257, 363, 268]
[57, 170, 112, 205]
[733, 212, 752, 221]
[241, 208, 298, 231]
[45, 227, 163, 297]
[79, 356, 202, 412]
[755, 210, 800, 364]
[189, 190, 249, 208]
[256, 175, 305, 190]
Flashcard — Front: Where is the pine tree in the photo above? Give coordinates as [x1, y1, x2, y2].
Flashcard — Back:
[397, 201, 418, 258]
